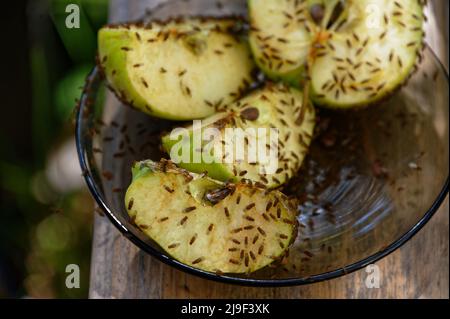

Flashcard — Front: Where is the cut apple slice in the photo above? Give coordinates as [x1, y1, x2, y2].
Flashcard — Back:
[98, 18, 255, 120]
[162, 83, 316, 188]
[248, 0, 313, 87]
[126, 159, 297, 273]
[248, 0, 426, 109]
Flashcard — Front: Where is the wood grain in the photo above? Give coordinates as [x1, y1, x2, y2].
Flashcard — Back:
[89, 0, 449, 299]
[90, 199, 448, 299]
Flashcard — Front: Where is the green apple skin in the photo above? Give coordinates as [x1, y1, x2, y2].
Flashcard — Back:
[98, 22, 256, 121]
[98, 28, 183, 120]
[126, 160, 297, 273]
[161, 132, 236, 183]
[162, 84, 316, 189]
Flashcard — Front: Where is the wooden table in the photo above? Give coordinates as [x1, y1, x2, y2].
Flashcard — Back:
[89, 0, 449, 299]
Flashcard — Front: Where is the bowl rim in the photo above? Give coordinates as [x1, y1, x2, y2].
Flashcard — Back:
[76, 48, 449, 287]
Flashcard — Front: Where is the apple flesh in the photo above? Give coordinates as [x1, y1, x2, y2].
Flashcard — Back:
[162, 83, 316, 188]
[248, 0, 425, 109]
[98, 18, 256, 120]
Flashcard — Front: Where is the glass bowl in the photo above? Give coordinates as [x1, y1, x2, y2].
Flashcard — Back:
[76, 0, 449, 286]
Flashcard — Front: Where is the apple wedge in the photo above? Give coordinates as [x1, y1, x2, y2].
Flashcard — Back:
[126, 159, 298, 273]
[162, 83, 316, 188]
[248, 0, 426, 109]
[98, 18, 255, 120]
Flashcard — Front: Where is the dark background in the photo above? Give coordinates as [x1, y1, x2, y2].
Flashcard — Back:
[0, 0, 34, 298]
[0, 0, 108, 298]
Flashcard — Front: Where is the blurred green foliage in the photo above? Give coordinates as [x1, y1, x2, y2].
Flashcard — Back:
[23, 191, 94, 298]
[54, 64, 93, 120]
[49, 0, 101, 63]
[0, 0, 108, 298]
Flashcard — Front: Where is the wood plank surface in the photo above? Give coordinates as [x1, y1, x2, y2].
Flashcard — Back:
[89, 0, 449, 299]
